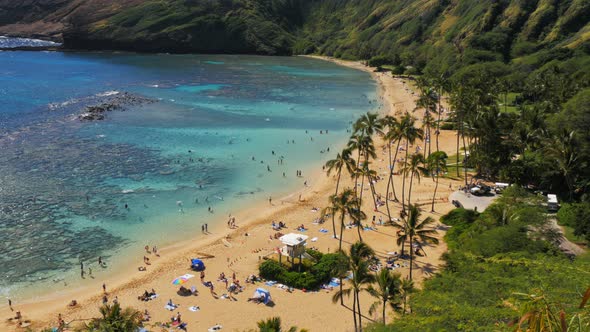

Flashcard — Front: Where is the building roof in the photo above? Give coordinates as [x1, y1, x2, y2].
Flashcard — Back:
[279, 233, 309, 246]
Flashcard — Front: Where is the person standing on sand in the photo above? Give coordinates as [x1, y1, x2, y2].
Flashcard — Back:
[269, 196, 272, 205]
[205, 224, 208, 232]
[8, 299, 12, 311]
[102, 283, 106, 294]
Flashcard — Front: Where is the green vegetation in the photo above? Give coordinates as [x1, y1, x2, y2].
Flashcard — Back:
[79, 303, 142, 331]
[558, 202, 590, 244]
[253, 317, 308, 332]
[258, 250, 345, 290]
[368, 188, 590, 331]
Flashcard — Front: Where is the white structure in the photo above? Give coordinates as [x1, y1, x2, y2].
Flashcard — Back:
[547, 194, 559, 212]
[279, 233, 308, 259]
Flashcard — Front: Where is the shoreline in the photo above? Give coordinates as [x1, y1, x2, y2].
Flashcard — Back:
[2, 55, 460, 331]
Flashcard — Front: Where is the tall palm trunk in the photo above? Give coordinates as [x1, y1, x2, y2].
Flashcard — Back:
[368, 176, 378, 212]
[407, 171, 415, 207]
[357, 289, 363, 331]
[409, 234, 414, 280]
[339, 212, 346, 306]
[391, 139, 402, 201]
[332, 168, 342, 239]
[382, 299, 386, 324]
[423, 124, 428, 155]
[461, 124, 468, 186]
[352, 291, 358, 331]
[354, 150, 361, 195]
[358, 176, 365, 242]
[386, 142, 394, 221]
[339, 213, 346, 251]
[401, 140, 409, 213]
[427, 125, 432, 156]
[431, 173, 439, 212]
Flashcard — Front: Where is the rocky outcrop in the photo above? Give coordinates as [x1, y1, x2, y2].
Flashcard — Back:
[77, 92, 156, 121]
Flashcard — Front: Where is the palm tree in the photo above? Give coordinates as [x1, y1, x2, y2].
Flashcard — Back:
[350, 113, 381, 198]
[349, 199, 367, 242]
[432, 73, 449, 153]
[332, 242, 375, 332]
[382, 115, 403, 212]
[544, 130, 581, 200]
[348, 133, 375, 194]
[321, 189, 361, 251]
[84, 303, 142, 331]
[421, 112, 437, 156]
[399, 113, 424, 213]
[399, 278, 415, 315]
[354, 112, 384, 138]
[366, 269, 402, 324]
[401, 153, 426, 208]
[416, 78, 437, 155]
[325, 148, 356, 238]
[392, 204, 439, 280]
[256, 316, 308, 332]
[355, 163, 379, 212]
[425, 151, 448, 212]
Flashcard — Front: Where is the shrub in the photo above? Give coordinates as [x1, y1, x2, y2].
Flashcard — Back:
[440, 208, 478, 226]
[258, 252, 344, 290]
[306, 248, 323, 260]
[368, 55, 393, 67]
[259, 260, 286, 280]
[311, 253, 346, 282]
[557, 202, 590, 242]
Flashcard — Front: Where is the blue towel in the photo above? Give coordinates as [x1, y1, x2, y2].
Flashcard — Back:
[265, 280, 277, 286]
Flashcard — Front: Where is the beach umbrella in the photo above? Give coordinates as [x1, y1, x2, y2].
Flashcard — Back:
[190, 258, 206, 271]
[172, 273, 194, 285]
[254, 287, 271, 304]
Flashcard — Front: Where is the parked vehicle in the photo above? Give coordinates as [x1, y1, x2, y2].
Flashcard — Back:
[547, 194, 559, 212]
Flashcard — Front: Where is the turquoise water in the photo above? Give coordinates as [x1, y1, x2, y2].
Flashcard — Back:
[0, 51, 377, 298]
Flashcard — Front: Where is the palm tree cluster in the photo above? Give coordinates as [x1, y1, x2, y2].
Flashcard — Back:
[332, 241, 412, 332]
[324, 110, 447, 245]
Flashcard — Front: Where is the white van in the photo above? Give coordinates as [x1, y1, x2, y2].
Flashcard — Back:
[547, 194, 559, 212]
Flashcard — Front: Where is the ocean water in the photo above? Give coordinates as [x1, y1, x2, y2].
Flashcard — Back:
[0, 50, 378, 299]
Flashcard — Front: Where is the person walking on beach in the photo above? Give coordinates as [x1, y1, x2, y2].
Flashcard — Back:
[269, 196, 272, 205]
[205, 224, 208, 232]
[201, 225, 205, 233]
[8, 299, 12, 311]
[102, 283, 106, 294]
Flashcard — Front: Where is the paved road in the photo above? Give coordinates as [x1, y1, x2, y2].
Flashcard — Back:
[449, 191, 497, 212]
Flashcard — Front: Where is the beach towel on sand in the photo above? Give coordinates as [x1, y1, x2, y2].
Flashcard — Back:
[188, 306, 200, 312]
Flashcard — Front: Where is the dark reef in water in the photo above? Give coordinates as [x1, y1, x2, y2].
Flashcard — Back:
[78, 92, 157, 121]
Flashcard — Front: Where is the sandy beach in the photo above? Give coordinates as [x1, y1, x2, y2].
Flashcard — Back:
[2, 56, 463, 332]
